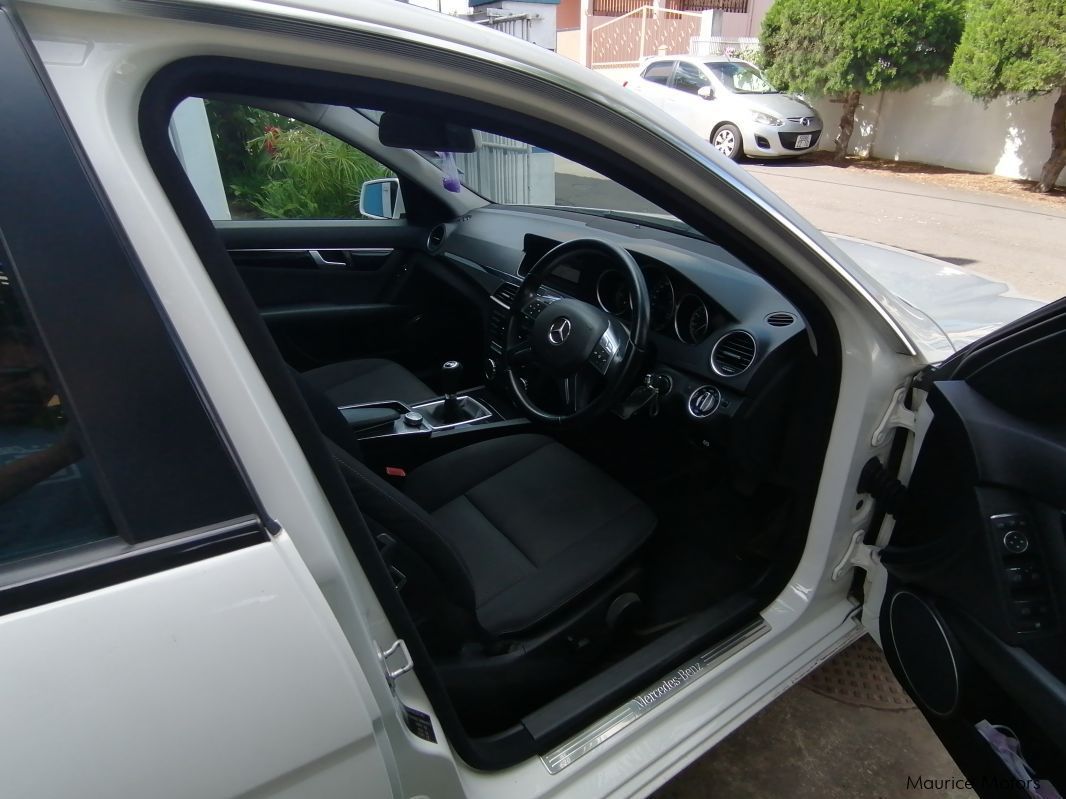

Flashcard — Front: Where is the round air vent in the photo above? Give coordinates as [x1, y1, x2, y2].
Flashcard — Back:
[766, 312, 795, 327]
[687, 385, 721, 418]
[711, 331, 757, 377]
[426, 223, 447, 253]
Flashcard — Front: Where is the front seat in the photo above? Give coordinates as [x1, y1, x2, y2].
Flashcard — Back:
[302, 357, 436, 407]
[293, 370, 657, 638]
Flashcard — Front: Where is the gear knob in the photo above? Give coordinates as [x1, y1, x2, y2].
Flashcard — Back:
[441, 360, 463, 397]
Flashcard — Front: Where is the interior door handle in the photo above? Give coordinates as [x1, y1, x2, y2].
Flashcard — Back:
[309, 250, 347, 268]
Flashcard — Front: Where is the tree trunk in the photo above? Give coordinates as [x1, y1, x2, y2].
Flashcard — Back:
[834, 90, 862, 163]
[1037, 85, 1066, 193]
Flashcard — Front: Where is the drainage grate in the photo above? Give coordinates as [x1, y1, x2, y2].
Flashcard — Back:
[801, 635, 915, 710]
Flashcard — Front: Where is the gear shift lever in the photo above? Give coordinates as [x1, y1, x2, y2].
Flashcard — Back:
[440, 360, 464, 422]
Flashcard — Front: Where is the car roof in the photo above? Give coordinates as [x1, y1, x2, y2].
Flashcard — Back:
[640, 54, 745, 67]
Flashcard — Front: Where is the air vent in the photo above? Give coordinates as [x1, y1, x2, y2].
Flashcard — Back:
[488, 283, 520, 352]
[711, 331, 757, 377]
[688, 385, 721, 418]
[426, 224, 447, 252]
[766, 312, 795, 327]
[492, 282, 519, 308]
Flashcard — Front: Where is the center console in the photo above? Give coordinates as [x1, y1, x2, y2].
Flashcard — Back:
[340, 360, 529, 467]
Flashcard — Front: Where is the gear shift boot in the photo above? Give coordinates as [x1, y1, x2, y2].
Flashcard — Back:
[412, 395, 493, 429]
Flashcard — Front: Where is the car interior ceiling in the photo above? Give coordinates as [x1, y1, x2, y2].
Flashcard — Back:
[139, 56, 841, 769]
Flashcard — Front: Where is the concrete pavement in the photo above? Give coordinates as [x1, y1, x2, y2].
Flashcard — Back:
[555, 156, 1066, 303]
[744, 160, 1066, 302]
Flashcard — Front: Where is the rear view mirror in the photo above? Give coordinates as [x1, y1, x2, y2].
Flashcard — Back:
[359, 178, 403, 220]
[698, 85, 715, 100]
[378, 112, 477, 153]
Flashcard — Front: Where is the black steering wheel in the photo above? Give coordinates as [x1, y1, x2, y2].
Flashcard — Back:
[504, 238, 649, 424]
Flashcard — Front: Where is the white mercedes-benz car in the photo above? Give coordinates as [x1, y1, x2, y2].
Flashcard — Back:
[0, 2, 1061, 798]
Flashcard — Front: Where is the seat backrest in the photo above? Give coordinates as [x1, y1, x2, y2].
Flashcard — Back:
[290, 369, 477, 615]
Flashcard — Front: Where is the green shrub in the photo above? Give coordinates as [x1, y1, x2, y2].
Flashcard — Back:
[762, 0, 964, 159]
[205, 101, 391, 219]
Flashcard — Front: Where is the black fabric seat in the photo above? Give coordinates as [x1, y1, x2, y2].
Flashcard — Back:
[292, 368, 657, 638]
[403, 435, 657, 636]
[303, 357, 435, 406]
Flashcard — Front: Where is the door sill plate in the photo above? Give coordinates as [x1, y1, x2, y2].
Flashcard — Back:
[541, 619, 770, 774]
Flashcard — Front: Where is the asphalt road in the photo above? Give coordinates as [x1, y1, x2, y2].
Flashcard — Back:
[744, 160, 1066, 303]
[555, 158, 1066, 303]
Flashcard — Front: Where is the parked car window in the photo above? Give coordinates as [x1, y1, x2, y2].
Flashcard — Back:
[672, 62, 709, 95]
[641, 61, 674, 85]
[0, 254, 114, 568]
[705, 62, 777, 94]
[173, 98, 392, 221]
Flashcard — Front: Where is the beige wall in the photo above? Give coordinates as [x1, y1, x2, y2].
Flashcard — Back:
[810, 80, 1066, 187]
[557, 29, 582, 62]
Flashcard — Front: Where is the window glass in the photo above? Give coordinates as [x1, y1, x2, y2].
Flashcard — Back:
[172, 98, 393, 221]
[705, 62, 777, 94]
[673, 62, 709, 95]
[0, 256, 114, 567]
[641, 61, 674, 85]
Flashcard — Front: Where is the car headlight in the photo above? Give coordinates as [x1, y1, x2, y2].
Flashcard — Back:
[751, 111, 783, 126]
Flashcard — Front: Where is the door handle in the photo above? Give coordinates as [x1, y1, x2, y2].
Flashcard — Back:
[309, 249, 347, 268]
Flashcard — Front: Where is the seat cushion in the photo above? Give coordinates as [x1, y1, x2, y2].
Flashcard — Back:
[302, 358, 435, 406]
[404, 434, 657, 637]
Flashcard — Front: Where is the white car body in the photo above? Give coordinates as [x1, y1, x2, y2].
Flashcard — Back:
[0, 2, 1056, 798]
[627, 55, 823, 159]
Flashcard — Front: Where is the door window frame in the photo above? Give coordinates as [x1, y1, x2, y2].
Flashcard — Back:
[0, 7, 266, 610]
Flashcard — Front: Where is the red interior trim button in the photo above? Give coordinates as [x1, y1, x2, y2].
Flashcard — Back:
[385, 466, 407, 478]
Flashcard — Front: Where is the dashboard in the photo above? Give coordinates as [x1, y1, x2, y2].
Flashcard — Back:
[440, 205, 809, 425]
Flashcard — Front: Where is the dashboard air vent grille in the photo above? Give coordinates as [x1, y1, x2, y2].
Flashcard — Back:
[492, 282, 519, 308]
[427, 224, 447, 252]
[711, 331, 757, 377]
[766, 312, 795, 327]
[488, 283, 520, 352]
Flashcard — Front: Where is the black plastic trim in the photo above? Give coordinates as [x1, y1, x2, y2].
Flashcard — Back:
[0, 517, 269, 618]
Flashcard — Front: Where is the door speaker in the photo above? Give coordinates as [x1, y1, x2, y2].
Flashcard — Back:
[887, 590, 962, 717]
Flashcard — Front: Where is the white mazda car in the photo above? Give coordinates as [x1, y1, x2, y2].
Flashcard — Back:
[626, 55, 824, 160]
[0, 2, 1062, 798]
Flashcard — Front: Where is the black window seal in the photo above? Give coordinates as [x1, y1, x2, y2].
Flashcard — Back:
[0, 516, 270, 618]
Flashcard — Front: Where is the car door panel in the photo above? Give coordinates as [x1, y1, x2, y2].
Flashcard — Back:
[219, 221, 424, 369]
[868, 300, 1066, 797]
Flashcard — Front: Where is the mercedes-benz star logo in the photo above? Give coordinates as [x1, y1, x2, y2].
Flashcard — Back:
[548, 316, 572, 345]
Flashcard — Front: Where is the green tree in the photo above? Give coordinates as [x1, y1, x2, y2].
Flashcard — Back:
[762, 0, 964, 160]
[950, 0, 1066, 193]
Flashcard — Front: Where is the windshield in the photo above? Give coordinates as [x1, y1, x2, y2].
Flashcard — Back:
[361, 116, 688, 235]
[705, 62, 778, 94]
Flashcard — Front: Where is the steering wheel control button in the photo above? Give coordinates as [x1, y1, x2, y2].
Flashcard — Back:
[403, 411, 424, 428]
[589, 344, 611, 373]
[1002, 530, 1030, 554]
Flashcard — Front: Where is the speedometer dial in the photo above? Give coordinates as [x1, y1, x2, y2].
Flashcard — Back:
[646, 269, 676, 332]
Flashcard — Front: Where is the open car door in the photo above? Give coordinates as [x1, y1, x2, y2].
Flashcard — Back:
[861, 297, 1066, 799]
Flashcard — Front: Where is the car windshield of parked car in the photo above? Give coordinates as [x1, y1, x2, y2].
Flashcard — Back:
[706, 62, 778, 94]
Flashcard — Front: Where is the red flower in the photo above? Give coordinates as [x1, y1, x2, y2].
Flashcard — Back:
[263, 125, 281, 156]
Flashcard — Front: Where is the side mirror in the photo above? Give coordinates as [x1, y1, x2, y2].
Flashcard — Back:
[359, 178, 403, 220]
[697, 85, 715, 101]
